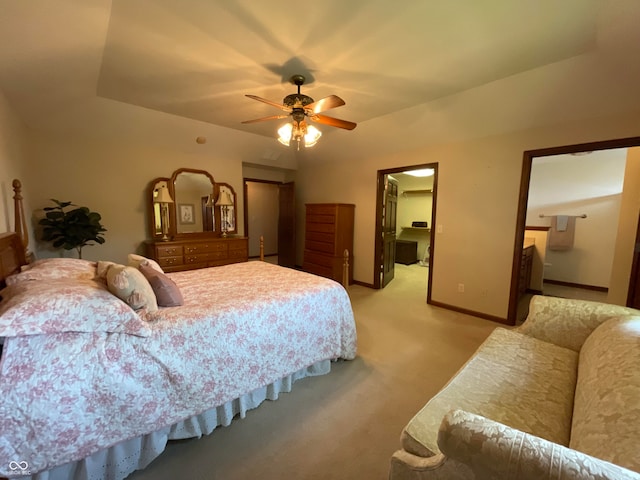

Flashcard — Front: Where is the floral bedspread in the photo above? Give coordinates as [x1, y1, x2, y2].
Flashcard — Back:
[0, 262, 357, 477]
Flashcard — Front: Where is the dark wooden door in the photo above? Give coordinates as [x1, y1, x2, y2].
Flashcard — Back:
[627, 212, 640, 308]
[382, 175, 398, 287]
[201, 196, 214, 232]
[278, 182, 296, 267]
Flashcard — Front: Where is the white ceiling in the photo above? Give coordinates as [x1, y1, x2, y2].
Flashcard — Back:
[1, 0, 640, 165]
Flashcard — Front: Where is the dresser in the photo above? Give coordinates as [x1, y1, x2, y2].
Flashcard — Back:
[145, 237, 248, 272]
[303, 203, 355, 285]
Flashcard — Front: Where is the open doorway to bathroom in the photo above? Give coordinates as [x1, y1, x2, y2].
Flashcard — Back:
[509, 136, 640, 324]
[374, 163, 438, 302]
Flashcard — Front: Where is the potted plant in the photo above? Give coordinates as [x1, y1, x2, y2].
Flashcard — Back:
[39, 199, 107, 259]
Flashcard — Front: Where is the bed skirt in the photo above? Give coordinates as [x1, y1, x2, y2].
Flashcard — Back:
[23, 359, 332, 480]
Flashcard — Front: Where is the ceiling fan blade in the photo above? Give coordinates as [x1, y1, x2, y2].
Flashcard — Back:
[310, 114, 357, 130]
[305, 95, 345, 114]
[245, 94, 291, 112]
[241, 114, 290, 124]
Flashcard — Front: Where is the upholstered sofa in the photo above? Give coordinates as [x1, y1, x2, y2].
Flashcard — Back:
[389, 295, 640, 480]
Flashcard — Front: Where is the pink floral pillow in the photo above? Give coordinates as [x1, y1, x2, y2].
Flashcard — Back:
[139, 263, 184, 307]
[0, 279, 151, 338]
[8, 258, 97, 286]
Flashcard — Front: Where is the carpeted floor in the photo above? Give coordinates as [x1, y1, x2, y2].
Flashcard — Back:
[128, 263, 497, 480]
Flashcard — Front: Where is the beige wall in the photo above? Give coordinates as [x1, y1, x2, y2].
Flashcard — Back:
[0, 90, 29, 236]
[297, 110, 640, 320]
[609, 148, 640, 304]
[22, 131, 246, 263]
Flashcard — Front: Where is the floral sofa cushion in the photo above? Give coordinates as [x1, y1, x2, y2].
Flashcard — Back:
[571, 315, 640, 472]
[402, 327, 578, 456]
[518, 296, 638, 352]
[390, 296, 640, 480]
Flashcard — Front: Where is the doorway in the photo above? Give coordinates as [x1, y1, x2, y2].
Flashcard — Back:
[374, 163, 438, 302]
[509, 136, 640, 324]
[243, 179, 296, 267]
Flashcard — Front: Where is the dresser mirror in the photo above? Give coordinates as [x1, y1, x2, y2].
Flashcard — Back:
[173, 170, 215, 234]
[147, 168, 238, 241]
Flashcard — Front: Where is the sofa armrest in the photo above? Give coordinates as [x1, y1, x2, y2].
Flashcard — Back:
[437, 410, 640, 480]
[517, 295, 639, 351]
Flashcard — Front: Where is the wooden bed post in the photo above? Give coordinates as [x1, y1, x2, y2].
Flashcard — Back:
[260, 235, 265, 261]
[12, 179, 31, 262]
[343, 249, 350, 291]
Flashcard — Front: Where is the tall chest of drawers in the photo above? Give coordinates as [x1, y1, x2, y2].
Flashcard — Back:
[303, 203, 355, 285]
[145, 237, 248, 272]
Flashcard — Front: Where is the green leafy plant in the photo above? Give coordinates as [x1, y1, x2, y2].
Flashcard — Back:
[39, 199, 107, 259]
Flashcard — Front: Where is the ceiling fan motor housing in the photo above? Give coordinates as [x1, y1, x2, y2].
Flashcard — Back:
[283, 93, 314, 108]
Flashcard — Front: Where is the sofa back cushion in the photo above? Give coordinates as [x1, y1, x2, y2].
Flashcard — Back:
[571, 315, 640, 473]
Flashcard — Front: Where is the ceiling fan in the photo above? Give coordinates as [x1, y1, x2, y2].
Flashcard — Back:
[242, 74, 356, 148]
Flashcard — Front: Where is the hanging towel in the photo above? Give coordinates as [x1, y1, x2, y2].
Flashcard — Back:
[548, 215, 576, 250]
[556, 215, 569, 232]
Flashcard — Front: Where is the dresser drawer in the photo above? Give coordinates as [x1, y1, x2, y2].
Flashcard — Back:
[306, 205, 339, 216]
[156, 245, 183, 257]
[302, 261, 333, 279]
[305, 231, 335, 243]
[303, 250, 334, 268]
[305, 240, 335, 254]
[157, 256, 182, 268]
[228, 248, 248, 260]
[146, 237, 248, 272]
[306, 222, 336, 234]
[184, 242, 227, 254]
[185, 250, 227, 263]
[306, 214, 336, 224]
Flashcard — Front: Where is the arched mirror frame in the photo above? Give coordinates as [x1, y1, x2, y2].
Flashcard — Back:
[147, 168, 238, 241]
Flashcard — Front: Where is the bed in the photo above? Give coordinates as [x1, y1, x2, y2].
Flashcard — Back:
[0, 185, 357, 480]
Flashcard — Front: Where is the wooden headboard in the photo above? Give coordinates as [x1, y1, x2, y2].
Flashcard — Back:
[0, 233, 26, 288]
[0, 179, 30, 288]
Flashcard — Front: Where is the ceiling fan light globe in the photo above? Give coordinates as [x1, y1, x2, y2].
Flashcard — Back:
[277, 123, 293, 146]
[304, 125, 322, 147]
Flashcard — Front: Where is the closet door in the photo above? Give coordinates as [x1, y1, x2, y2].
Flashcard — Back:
[278, 182, 296, 268]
